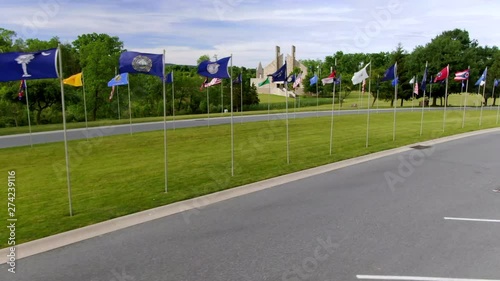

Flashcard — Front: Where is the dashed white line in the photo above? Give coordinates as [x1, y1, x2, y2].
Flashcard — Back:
[357, 275, 500, 281]
[444, 217, 500, 223]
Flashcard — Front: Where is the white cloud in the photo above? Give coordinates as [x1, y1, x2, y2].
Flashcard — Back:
[2, 0, 499, 67]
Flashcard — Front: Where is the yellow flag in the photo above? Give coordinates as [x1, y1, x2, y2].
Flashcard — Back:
[63, 73, 83, 87]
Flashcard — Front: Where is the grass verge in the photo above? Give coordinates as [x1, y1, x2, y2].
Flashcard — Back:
[0, 108, 498, 247]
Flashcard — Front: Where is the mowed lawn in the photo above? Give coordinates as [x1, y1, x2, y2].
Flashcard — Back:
[0, 92, 491, 136]
[0, 109, 499, 247]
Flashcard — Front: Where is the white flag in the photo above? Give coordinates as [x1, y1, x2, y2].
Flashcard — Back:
[322, 77, 334, 85]
[409, 76, 415, 84]
[351, 63, 370, 85]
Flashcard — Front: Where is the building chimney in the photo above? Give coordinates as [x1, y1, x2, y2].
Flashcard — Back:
[276, 46, 280, 71]
[292, 45, 296, 69]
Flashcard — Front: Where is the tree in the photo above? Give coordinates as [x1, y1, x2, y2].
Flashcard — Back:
[197, 54, 210, 65]
[72, 33, 124, 121]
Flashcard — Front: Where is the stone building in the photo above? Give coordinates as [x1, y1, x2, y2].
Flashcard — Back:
[250, 46, 308, 96]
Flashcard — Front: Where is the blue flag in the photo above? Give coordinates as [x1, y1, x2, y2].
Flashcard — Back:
[108, 73, 129, 87]
[165, 71, 173, 84]
[381, 63, 396, 82]
[391, 77, 399, 87]
[119, 51, 164, 78]
[475, 68, 487, 86]
[494, 79, 499, 88]
[232, 73, 242, 84]
[287, 73, 296, 84]
[197, 56, 231, 79]
[271, 62, 287, 82]
[310, 74, 318, 86]
[421, 66, 428, 91]
[0, 48, 59, 82]
[334, 75, 342, 85]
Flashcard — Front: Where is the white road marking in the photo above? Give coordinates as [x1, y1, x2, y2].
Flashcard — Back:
[357, 275, 500, 281]
[444, 217, 500, 223]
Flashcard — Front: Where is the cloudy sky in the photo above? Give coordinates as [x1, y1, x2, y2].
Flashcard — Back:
[3, 0, 500, 67]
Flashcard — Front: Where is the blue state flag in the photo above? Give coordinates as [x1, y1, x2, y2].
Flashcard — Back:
[0, 48, 59, 82]
[475, 68, 487, 86]
[381, 63, 396, 82]
[421, 66, 428, 91]
[108, 73, 129, 87]
[119, 51, 164, 78]
[334, 75, 342, 85]
[165, 72, 173, 84]
[310, 74, 318, 86]
[197, 57, 231, 79]
[391, 77, 399, 87]
[232, 73, 242, 84]
[271, 62, 287, 82]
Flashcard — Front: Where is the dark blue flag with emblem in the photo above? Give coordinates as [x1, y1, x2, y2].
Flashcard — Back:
[0, 48, 59, 82]
[232, 73, 242, 84]
[335, 75, 342, 85]
[119, 51, 164, 78]
[381, 63, 396, 82]
[197, 56, 231, 79]
[421, 66, 428, 91]
[165, 71, 173, 84]
[270, 62, 287, 82]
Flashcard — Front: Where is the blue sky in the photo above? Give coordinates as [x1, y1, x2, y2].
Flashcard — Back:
[3, 0, 500, 67]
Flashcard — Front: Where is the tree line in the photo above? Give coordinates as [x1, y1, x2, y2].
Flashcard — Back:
[300, 29, 500, 107]
[0, 29, 259, 127]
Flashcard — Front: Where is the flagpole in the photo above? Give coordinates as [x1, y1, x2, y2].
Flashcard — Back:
[285, 72, 290, 165]
[221, 79, 224, 114]
[127, 80, 132, 135]
[240, 73, 243, 122]
[412, 75, 417, 112]
[376, 75, 380, 113]
[24, 80, 33, 147]
[230, 55, 235, 175]
[171, 71, 176, 130]
[329, 62, 336, 155]
[316, 68, 319, 117]
[268, 81, 271, 122]
[393, 62, 398, 141]
[494, 83, 500, 124]
[429, 77, 433, 111]
[57, 45, 73, 216]
[462, 77, 468, 128]
[479, 68, 487, 126]
[365, 61, 372, 148]
[115, 67, 120, 120]
[420, 62, 428, 136]
[207, 85, 210, 127]
[338, 77, 342, 113]
[82, 71, 89, 140]
[163, 50, 168, 192]
[442, 65, 449, 132]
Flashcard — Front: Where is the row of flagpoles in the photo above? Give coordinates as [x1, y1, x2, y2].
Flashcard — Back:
[2, 46, 500, 216]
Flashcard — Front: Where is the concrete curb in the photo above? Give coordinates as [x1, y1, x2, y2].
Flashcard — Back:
[1, 127, 499, 263]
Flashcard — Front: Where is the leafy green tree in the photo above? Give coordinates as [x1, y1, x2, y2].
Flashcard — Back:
[72, 33, 124, 120]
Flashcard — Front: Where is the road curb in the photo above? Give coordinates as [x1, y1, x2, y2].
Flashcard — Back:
[1, 127, 499, 263]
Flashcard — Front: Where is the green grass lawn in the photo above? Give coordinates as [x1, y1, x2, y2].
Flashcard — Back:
[0, 108, 499, 248]
[0, 91, 494, 136]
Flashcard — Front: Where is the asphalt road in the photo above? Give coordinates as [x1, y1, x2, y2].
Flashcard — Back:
[0, 107, 485, 149]
[2, 131, 499, 280]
